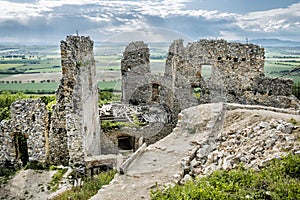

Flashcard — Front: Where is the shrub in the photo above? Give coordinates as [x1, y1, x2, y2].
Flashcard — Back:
[151, 154, 300, 200]
[52, 170, 116, 200]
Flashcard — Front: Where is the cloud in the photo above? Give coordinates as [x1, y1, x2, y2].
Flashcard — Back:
[236, 3, 300, 32]
[0, 0, 299, 43]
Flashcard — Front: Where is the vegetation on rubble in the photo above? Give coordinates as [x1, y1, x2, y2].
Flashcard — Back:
[0, 167, 16, 186]
[48, 166, 68, 192]
[52, 170, 116, 200]
[151, 154, 300, 200]
[0, 92, 56, 121]
[101, 118, 146, 132]
[98, 89, 121, 105]
[0, 92, 29, 121]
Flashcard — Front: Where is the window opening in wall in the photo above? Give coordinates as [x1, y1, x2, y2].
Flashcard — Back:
[233, 58, 238, 62]
[201, 64, 212, 79]
[118, 136, 135, 150]
[14, 133, 29, 166]
[152, 83, 161, 102]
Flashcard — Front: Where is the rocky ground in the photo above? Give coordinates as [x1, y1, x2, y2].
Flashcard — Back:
[91, 103, 300, 200]
[0, 103, 299, 200]
[0, 169, 56, 200]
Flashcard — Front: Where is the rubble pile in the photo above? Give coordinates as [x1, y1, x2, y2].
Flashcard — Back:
[182, 119, 300, 183]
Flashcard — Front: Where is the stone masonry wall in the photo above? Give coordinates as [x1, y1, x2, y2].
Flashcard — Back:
[49, 36, 101, 166]
[121, 41, 151, 103]
[11, 99, 49, 163]
[164, 39, 298, 108]
[0, 99, 48, 167]
[0, 120, 15, 166]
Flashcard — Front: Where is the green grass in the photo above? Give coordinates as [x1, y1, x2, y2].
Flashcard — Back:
[98, 80, 121, 91]
[0, 82, 58, 93]
[0, 168, 16, 186]
[52, 170, 116, 200]
[48, 167, 68, 192]
[151, 154, 300, 200]
[0, 74, 11, 79]
[0, 81, 121, 94]
[0, 58, 61, 74]
[0, 63, 24, 69]
[264, 61, 300, 83]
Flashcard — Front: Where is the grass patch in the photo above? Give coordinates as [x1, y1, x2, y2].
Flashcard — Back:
[0, 168, 16, 186]
[98, 80, 121, 91]
[0, 82, 58, 93]
[52, 170, 116, 200]
[101, 120, 146, 131]
[48, 167, 68, 192]
[151, 154, 300, 200]
[289, 118, 300, 126]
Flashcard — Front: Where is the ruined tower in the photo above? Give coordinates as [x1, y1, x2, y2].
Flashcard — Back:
[49, 36, 101, 165]
[121, 41, 151, 103]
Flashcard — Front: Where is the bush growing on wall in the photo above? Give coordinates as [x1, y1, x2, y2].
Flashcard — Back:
[0, 92, 27, 121]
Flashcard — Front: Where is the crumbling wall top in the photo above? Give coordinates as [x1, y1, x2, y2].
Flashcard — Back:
[121, 41, 151, 75]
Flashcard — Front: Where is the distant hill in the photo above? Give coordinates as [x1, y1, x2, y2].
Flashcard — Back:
[250, 38, 300, 47]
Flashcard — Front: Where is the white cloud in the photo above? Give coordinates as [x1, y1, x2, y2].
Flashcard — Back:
[0, 0, 51, 23]
[0, 0, 299, 43]
[236, 3, 300, 32]
[219, 30, 245, 41]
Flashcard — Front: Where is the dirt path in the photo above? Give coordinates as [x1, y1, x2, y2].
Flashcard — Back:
[0, 169, 56, 200]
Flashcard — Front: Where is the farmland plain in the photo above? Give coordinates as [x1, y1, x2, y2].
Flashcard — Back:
[0, 43, 299, 94]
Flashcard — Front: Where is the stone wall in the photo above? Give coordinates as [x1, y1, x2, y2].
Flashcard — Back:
[49, 36, 101, 166]
[0, 120, 15, 166]
[100, 103, 173, 154]
[165, 39, 298, 108]
[121, 41, 151, 103]
[113, 38, 299, 156]
[0, 99, 48, 167]
[121, 39, 299, 112]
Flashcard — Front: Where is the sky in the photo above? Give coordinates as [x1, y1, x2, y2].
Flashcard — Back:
[0, 0, 299, 44]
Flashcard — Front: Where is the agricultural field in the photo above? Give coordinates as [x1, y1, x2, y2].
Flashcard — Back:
[0, 44, 299, 94]
[264, 46, 300, 83]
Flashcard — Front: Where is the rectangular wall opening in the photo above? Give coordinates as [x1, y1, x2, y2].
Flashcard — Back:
[14, 133, 29, 166]
[118, 136, 135, 151]
[201, 65, 212, 79]
[152, 83, 161, 103]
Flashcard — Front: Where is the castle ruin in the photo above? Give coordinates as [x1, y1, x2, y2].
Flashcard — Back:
[0, 36, 299, 169]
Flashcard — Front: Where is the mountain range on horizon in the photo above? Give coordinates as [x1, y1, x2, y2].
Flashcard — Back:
[1, 38, 300, 47]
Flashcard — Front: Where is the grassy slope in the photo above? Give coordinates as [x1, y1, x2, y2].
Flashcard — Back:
[151, 154, 300, 200]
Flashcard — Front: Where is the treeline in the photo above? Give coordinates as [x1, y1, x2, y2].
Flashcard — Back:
[0, 89, 55, 95]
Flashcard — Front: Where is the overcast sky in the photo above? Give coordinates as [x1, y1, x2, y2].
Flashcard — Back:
[0, 0, 299, 44]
